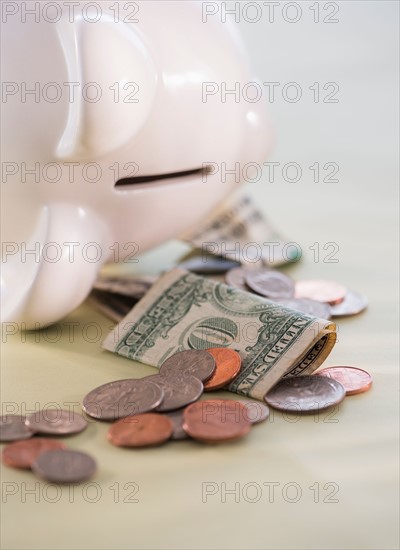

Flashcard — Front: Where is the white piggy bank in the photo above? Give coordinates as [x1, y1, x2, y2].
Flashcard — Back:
[1, 1, 271, 328]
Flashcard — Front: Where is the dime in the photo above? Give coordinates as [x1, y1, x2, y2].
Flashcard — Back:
[245, 269, 294, 299]
[159, 350, 216, 382]
[329, 290, 368, 317]
[32, 449, 97, 483]
[295, 280, 346, 305]
[164, 410, 188, 440]
[240, 400, 270, 424]
[182, 399, 251, 443]
[144, 374, 203, 412]
[2, 438, 67, 469]
[25, 409, 88, 435]
[264, 375, 346, 412]
[178, 255, 240, 274]
[270, 298, 331, 319]
[315, 366, 372, 395]
[204, 348, 242, 391]
[225, 267, 253, 291]
[0, 415, 34, 442]
[107, 413, 173, 447]
[82, 378, 164, 421]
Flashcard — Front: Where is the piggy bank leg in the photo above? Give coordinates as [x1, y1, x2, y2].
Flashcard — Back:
[1, 204, 109, 329]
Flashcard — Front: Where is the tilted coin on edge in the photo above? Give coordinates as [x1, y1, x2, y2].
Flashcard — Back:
[102, 268, 337, 401]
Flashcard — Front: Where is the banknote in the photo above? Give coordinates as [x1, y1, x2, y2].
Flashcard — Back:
[103, 269, 336, 400]
[180, 192, 300, 267]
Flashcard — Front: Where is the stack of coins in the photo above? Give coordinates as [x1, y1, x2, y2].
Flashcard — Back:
[224, 266, 368, 318]
[0, 410, 96, 483]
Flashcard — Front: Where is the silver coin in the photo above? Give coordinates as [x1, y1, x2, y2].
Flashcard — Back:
[164, 410, 189, 440]
[0, 415, 34, 442]
[145, 374, 203, 412]
[32, 449, 96, 483]
[240, 400, 270, 424]
[330, 290, 368, 317]
[82, 378, 163, 421]
[264, 375, 345, 412]
[159, 350, 216, 382]
[225, 267, 252, 291]
[270, 298, 331, 319]
[245, 269, 294, 299]
[25, 409, 88, 435]
[179, 256, 240, 274]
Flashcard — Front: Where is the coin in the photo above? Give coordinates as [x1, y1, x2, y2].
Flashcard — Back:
[315, 366, 372, 395]
[2, 438, 67, 469]
[144, 374, 203, 412]
[245, 269, 294, 299]
[204, 348, 242, 391]
[295, 280, 346, 305]
[270, 298, 331, 319]
[107, 413, 173, 447]
[240, 400, 270, 424]
[0, 415, 34, 442]
[32, 449, 97, 483]
[164, 410, 188, 440]
[225, 267, 252, 291]
[264, 375, 346, 412]
[179, 255, 241, 274]
[159, 350, 216, 382]
[82, 378, 164, 421]
[25, 409, 88, 435]
[329, 290, 368, 317]
[182, 399, 251, 443]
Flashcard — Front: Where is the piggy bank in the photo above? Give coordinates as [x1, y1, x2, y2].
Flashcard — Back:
[1, 1, 271, 328]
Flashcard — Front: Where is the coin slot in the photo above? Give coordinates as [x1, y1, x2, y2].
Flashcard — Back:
[114, 166, 211, 188]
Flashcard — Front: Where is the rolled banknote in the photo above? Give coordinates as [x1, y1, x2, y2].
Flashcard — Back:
[103, 269, 336, 400]
[180, 192, 300, 267]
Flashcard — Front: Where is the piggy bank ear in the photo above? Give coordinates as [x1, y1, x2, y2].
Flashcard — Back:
[55, 15, 157, 160]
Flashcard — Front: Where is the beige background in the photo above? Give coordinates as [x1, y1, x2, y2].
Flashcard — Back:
[1, 1, 399, 549]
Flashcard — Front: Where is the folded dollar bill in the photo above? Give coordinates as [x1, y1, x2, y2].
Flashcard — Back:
[103, 269, 336, 400]
[180, 192, 299, 267]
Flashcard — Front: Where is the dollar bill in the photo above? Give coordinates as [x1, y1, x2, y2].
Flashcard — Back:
[102, 269, 336, 400]
[180, 192, 300, 267]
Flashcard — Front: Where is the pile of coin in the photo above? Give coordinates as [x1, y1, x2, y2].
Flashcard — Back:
[224, 265, 368, 319]
[1, 357, 373, 480]
[80, 349, 372, 451]
[0, 410, 96, 483]
[82, 348, 268, 446]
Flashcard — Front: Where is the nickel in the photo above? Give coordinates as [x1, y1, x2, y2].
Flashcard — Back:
[245, 269, 294, 299]
[159, 350, 216, 382]
[329, 290, 368, 317]
[0, 415, 34, 442]
[25, 409, 88, 435]
[264, 375, 346, 412]
[82, 378, 163, 420]
[32, 449, 97, 483]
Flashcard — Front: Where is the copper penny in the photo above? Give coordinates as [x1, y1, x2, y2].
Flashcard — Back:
[315, 366, 372, 395]
[107, 413, 173, 447]
[204, 348, 242, 391]
[2, 438, 67, 469]
[182, 399, 251, 443]
[295, 279, 346, 305]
